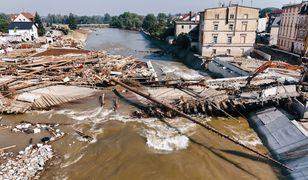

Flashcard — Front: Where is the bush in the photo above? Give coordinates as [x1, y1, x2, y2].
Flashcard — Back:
[175, 33, 191, 49]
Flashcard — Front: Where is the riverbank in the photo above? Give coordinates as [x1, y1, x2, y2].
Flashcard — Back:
[66, 28, 92, 43]
[140, 30, 206, 70]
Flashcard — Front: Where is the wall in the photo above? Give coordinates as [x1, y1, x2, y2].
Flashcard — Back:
[269, 26, 279, 46]
[257, 17, 268, 32]
[207, 58, 249, 78]
[199, 5, 259, 57]
[294, 12, 308, 54]
[254, 49, 271, 60]
[9, 25, 38, 40]
[174, 22, 198, 36]
[277, 4, 301, 52]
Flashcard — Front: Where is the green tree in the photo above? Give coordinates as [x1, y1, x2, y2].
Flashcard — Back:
[35, 12, 46, 36]
[0, 13, 9, 33]
[175, 33, 191, 49]
[110, 12, 143, 30]
[142, 14, 158, 34]
[68, 13, 77, 30]
[103, 13, 111, 23]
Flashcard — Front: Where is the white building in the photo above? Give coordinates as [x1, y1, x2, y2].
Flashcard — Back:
[269, 17, 281, 46]
[8, 22, 38, 41]
[257, 17, 268, 32]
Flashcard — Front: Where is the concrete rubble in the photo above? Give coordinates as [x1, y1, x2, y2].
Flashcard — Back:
[0, 144, 53, 180]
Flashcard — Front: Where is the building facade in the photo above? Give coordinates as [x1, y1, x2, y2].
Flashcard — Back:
[294, 2, 308, 55]
[257, 17, 268, 32]
[174, 21, 199, 37]
[277, 3, 302, 52]
[269, 16, 281, 46]
[8, 22, 38, 41]
[8, 12, 38, 41]
[198, 5, 259, 57]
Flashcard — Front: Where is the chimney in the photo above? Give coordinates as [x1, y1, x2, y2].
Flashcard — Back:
[189, 11, 192, 21]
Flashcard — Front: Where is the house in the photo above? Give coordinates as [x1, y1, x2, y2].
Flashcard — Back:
[174, 12, 200, 50]
[174, 12, 200, 37]
[294, 2, 308, 55]
[8, 22, 38, 41]
[277, 3, 302, 53]
[269, 16, 281, 46]
[198, 5, 259, 57]
[11, 12, 34, 22]
[8, 12, 38, 41]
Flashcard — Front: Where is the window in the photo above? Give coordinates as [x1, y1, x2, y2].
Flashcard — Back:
[228, 24, 234, 31]
[212, 49, 217, 55]
[189, 25, 192, 29]
[240, 35, 246, 43]
[215, 14, 219, 19]
[244, 14, 248, 19]
[214, 24, 218, 31]
[227, 36, 232, 44]
[213, 35, 218, 43]
[227, 49, 231, 55]
[181, 25, 184, 29]
[230, 14, 235, 19]
[241, 48, 245, 55]
[242, 23, 247, 31]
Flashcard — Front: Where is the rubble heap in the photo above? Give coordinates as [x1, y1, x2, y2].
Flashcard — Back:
[0, 50, 153, 113]
[0, 144, 53, 179]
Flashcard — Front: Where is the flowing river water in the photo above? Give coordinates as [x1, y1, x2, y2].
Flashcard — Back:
[1, 28, 283, 179]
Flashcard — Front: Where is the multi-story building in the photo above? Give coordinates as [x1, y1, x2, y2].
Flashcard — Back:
[294, 2, 308, 55]
[198, 5, 259, 57]
[277, 3, 302, 52]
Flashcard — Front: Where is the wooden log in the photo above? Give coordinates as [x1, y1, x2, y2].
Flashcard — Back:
[0, 145, 16, 152]
[99, 94, 105, 107]
[110, 78, 293, 171]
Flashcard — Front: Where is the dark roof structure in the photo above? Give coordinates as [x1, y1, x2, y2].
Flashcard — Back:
[299, 2, 308, 15]
[271, 17, 281, 27]
[8, 22, 34, 30]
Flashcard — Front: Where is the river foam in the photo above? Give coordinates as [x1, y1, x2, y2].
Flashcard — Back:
[52, 108, 196, 152]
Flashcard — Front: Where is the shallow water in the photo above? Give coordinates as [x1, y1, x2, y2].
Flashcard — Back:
[0, 28, 282, 179]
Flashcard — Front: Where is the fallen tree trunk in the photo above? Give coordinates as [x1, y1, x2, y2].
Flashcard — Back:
[110, 78, 293, 171]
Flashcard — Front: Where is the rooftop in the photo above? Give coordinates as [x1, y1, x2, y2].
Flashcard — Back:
[201, 4, 260, 12]
[8, 22, 35, 30]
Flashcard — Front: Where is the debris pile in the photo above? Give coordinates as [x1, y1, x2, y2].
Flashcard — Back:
[51, 37, 85, 49]
[0, 50, 153, 114]
[0, 144, 53, 179]
[12, 121, 65, 138]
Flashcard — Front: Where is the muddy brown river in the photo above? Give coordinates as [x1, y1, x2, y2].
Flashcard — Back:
[0, 28, 283, 179]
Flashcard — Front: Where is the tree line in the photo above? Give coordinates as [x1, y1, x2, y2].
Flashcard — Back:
[110, 12, 174, 40]
[0, 11, 176, 41]
[44, 12, 175, 39]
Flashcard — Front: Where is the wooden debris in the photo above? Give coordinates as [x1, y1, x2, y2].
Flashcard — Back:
[0, 145, 16, 152]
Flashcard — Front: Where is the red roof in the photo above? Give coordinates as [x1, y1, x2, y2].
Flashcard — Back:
[11, 12, 34, 22]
